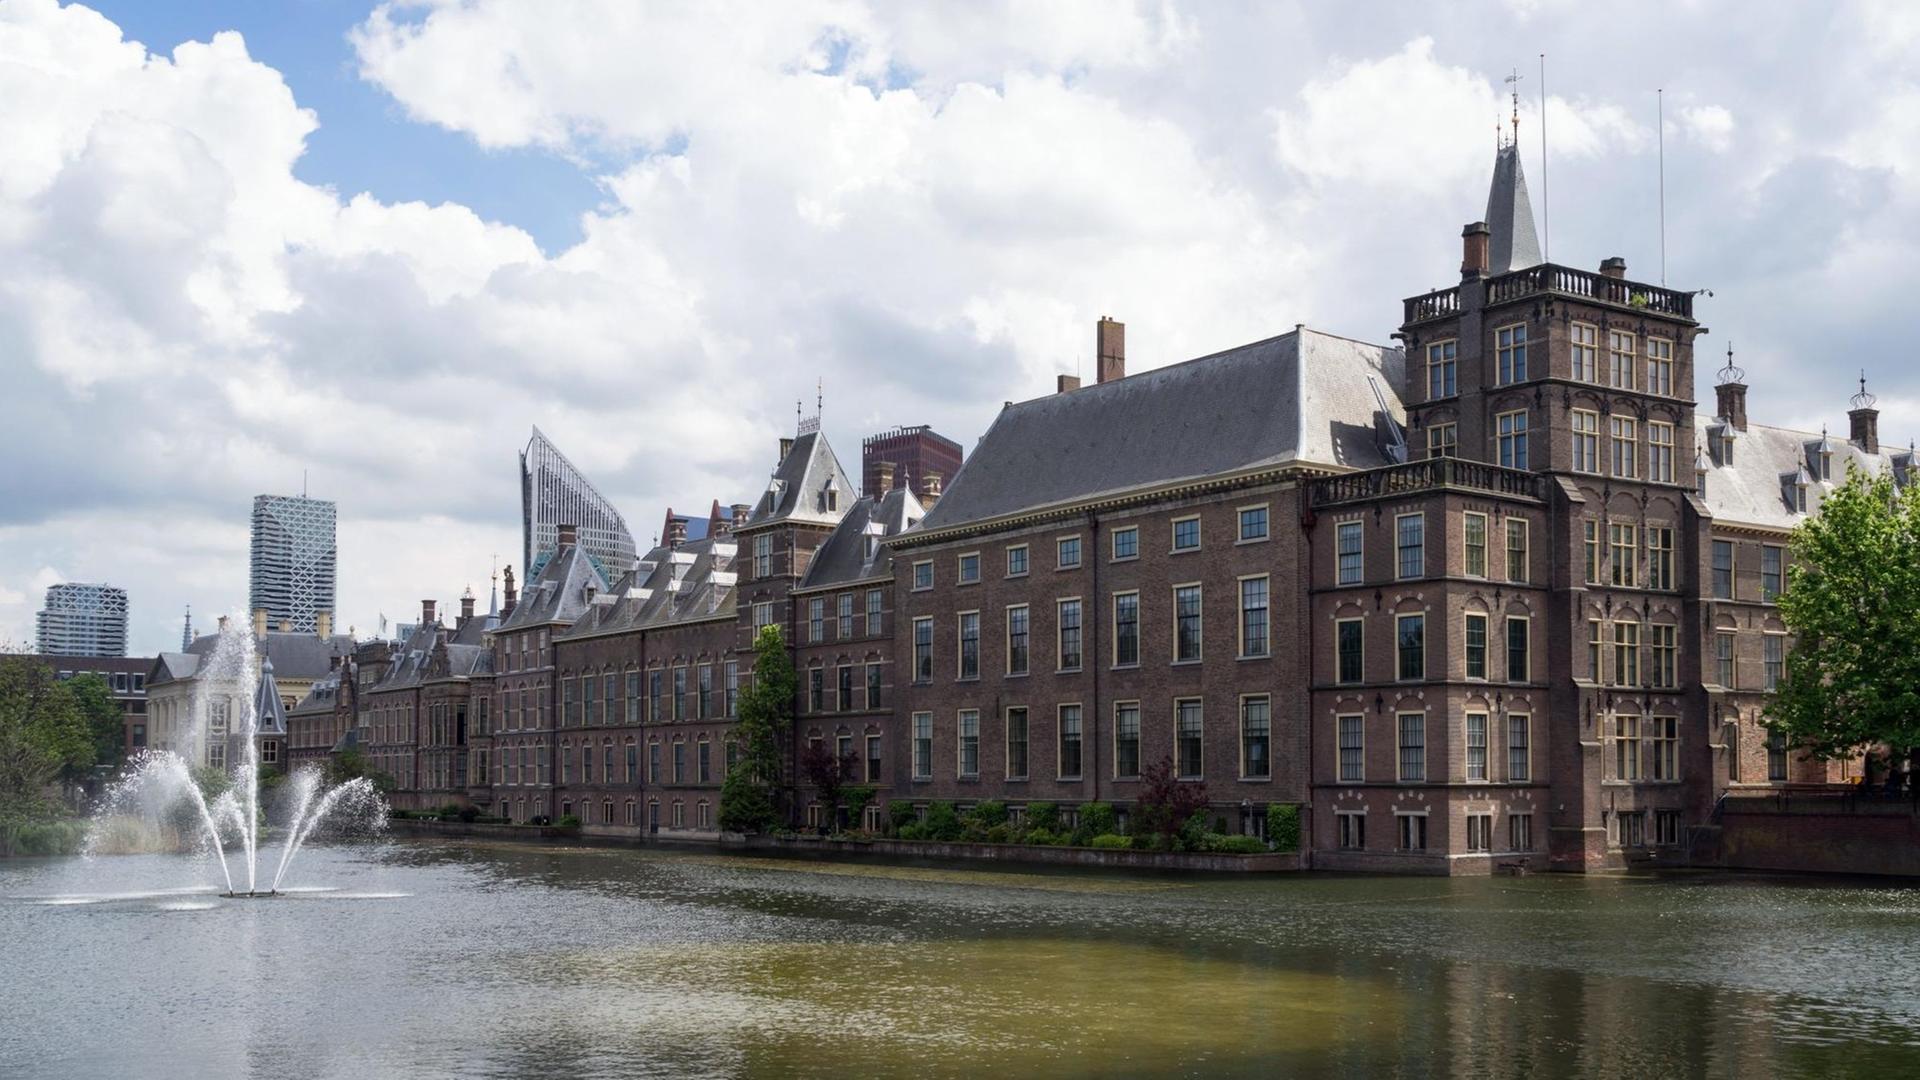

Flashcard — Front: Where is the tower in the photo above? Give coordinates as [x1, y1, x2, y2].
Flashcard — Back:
[250, 494, 337, 635]
[35, 582, 129, 657]
[520, 427, 638, 581]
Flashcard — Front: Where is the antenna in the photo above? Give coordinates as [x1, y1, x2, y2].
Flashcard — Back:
[1503, 68, 1523, 147]
[1539, 53, 1549, 262]
[1657, 88, 1667, 285]
[816, 377, 823, 416]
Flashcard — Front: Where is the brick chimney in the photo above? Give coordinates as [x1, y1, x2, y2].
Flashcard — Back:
[1057, 373, 1081, 393]
[920, 471, 943, 509]
[1460, 221, 1490, 279]
[1599, 256, 1627, 280]
[666, 517, 688, 548]
[316, 611, 332, 639]
[731, 503, 751, 530]
[779, 436, 795, 463]
[557, 523, 578, 547]
[460, 591, 475, 624]
[1850, 373, 1880, 454]
[502, 565, 517, 617]
[1096, 317, 1125, 384]
[875, 460, 896, 493]
[421, 599, 437, 627]
[252, 608, 268, 639]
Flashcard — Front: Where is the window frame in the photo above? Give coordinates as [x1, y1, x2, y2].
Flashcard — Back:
[1173, 583, 1203, 663]
[1006, 544, 1030, 578]
[1237, 504, 1271, 544]
[1110, 526, 1139, 562]
[1237, 574, 1271, 659]
[1239, 694, 1272, 780]
[1170, 515, 1202, 554]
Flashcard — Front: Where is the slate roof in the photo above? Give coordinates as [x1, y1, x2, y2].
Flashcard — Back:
[498, 540, 609, 631]
[799, 485, 927, 590]
[562, 533, 740, 640]
[254, 658, 288, 737]
[1697, 414, 1917, 530]
[740, 431, 854, 531]
[1486, 142, 1543, 275]
[371, 612, 499, 693]
[916, 327, 1404, 533]
[289, 671, 340, 717]
[148, 631, 354, 688]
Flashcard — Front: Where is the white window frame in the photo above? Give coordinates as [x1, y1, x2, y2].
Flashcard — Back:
[1170, 515, 1202, 554]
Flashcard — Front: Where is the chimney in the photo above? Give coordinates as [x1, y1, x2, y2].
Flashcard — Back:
[421, 599, 437, 627]
[920, 471, 942, 509]
[556, 523, 578, 548]
[875, 460, 896, 493]
[502, 565, 517, 617]
[666, 517, 688, 548]
[1096, 317, 1125, 384]
[316, 611, 332, 639]
[218, 614, 230, 632]
[1850, 374, 1880, 455]
[1599, 256, 1627, 280]
[1057, 373, 1081, 393]
[252, 608, 268, 639]
[460, 592, 476, 623]
[1460, 221, 1490, 279]
[779, 436, 795, 463]
[731, 503, 751, 529]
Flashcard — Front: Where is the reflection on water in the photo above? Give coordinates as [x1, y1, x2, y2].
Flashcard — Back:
[4, 840, 1918, 1078]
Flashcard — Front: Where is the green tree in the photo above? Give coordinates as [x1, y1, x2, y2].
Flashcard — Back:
[325, 746, 397, 795]
[64, 673, 125, 775]
[720, 624, 795, 833]
[1770, 462, 1920, 769]
[0, 656, 96, 821]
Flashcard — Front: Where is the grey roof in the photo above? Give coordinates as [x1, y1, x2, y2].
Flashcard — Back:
[1697, 414, 1916, 530]
[562, 532, 740, 640]
[254, 658, 288, 737]
[1485, 143, 1543, 275]
[741, 430, 854, 531]
[148, 631, 352, 688]
[289, 671, 340, 717]
[916, 327, 1404, 533]
[498, 540, 610, 631]
[800, 485, 927, 590]
[148, 652, 201, 687]
[371, 613, 498, 693]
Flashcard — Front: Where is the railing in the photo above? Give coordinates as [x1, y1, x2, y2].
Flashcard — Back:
[1308, 457, 1548, 508]
[1402, 286, 1460, 325]
[1487, 264, 1695, 319]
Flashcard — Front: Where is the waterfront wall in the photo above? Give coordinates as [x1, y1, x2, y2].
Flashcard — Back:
[1713, 794, 1920, 877]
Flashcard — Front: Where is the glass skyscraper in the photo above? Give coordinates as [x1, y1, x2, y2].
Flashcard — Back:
[521, 427, 637, 581]
[36, 582, 129, 657]
[249, 494, 337, 634]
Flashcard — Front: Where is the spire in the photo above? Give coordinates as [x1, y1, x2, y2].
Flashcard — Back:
[181, 605, 193, 651]
[1484, 143, 1543, 274]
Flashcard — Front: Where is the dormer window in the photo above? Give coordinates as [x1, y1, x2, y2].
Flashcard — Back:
[1794, 483, 1808, 513]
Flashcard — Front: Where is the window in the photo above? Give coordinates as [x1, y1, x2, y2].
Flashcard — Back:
[1336, 619, 1364, 684]
[1764, 635, 1785, 690]
[1717, 632, 1737, 687]
[1174, 586, 1202, 662]
[1712, 541, 1735, 599]
[1608, 330, 1636, 390]
[1239, 506, 1269, 542]
[1115, 703, 1141, 778]
[808, 668, 824, 713]
[753, 533, 772, 577]
[1172, 517, 1201, 552]
[1506, 519, 1528, 582]
[1113, 592, 1140, 667]
[866, 663, 882, 710]
[1005, 708, 1029, 780]
[957, 710, 979, 778]
[673, 741, 686, 784]
[1338, 811, 1365, 849]
[1614, 713, 1642, 780]
[1613, 622, 1641, 686]
[1396, 614, 1425, 681]
[1465, 712, 1488, 781]
[1337, 521, 1364, 584]
[1762, 546, 1783, 601]
[1571, 322, 1598, 381]
[912, 713, 932, 779]
[1427, 339, 1457, 397]
[957, 553, 981, 584]
[1466, 814, 1492, 852]
[1609, 523, 1637, 588]
[1654, 810, 1680, 846]
[1111, 526, 1139, 561]
[838, 594, 854, 639]
[1397, 713, 1425, 781]
[1239, 576, 1270, 658]
[1463, 512, 1488, 577]
[866, 588, 883, 636]
[1465, 614, 1487, 679]
[1508, 714, 1530, 782]
[696, 665, 712, 719]
[1584, 521, 1601, 585]
[1509, 813, 1533, 851]
[1058, 705, 1083, 778]
[1176, 699, 1204, 778]
[672, 667, 688, 720]
[752, 602, 774, 631]
[625, 672, 641, 724]
[1006, 605, 1030, 675]
[1497, 411, 1529, 469]
[808, 598, 826, 643]
[1496, 323, 1527, 384]
[697, 740, 711, 783]
[913, 560, 934, 590]
[958, 613, 980, 679]
[1646, 527, 1674, 591]
[1058, 599, 1083, 670]
[1650, 422, 1675, 483]
[1057, 536, 1082, 569]
[1427, 423, 1457, 459]
[1649, 716, 1678, 781]
[1610, 416, 1637, 479]
[563, 679, 578, 726]
[1007, 545, 1029, 577]
[1767, 728, 1789, 781]
[1397, 813, 1428, 852]
[837, 666, 853, 711]
[1651, 624, 1678, 688]
[866, 734, 882, 783]
[1396, 514, 1424, 580]
[1572, 409, 1600, 473]
[1506, 617, 1529, 683]
[1338, 715, 1364, 782]
[1647, 337, 1674, 396]
[912, 617, 934, 682]
[626, 743, 638, 783]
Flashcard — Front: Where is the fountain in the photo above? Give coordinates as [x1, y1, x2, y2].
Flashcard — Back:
[89, 617, 385, 897]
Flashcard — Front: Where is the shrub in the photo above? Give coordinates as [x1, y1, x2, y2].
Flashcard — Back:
[1176, 810, 1212, 853]
[457, 804, 482, 823]
[1131, 757, 1210, 847]
[439, 802, 464, 819]
[1023, 828, 1060, 847]
[842, 785, 878, 829]
[1202, 833, 1269, 855]
[1068, 801, 1117, 844]
[1267, 803, 1301, 853]
[896, 823, 927, 841]
[984, 823, 1013, 844]
[1088, 833, 1131, 850]
[554, 814, 583, 835]
[967, 800, 1009, 828]
[923, 802, 962, 841]
[887, 800, 918, 833]
[1025, 802, 1060, 833]
[2, 820, 87, 857]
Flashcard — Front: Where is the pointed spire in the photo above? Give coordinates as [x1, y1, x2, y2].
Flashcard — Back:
[181, 605, 193, 651]
[1484, 143, 1543, 274]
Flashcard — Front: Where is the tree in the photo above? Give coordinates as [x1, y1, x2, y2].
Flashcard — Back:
[325, 746, 397, 796]
[1129, 756, 1210, 848]
[798, 738, 854, 832]
[64, 673, 125, 775]
[720, 624, 795, 833]
[0, 656, 96, 821]
[1770, 462, 1920, 774]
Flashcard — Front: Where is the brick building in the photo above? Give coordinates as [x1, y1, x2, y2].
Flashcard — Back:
[861, 425, 963, 500]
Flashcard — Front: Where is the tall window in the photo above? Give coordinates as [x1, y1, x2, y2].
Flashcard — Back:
[1005, 708, 1028, 780]
[1649, 422, 1675, 483]
[1717, 632, 1737, 687]
[1465, 712, 1488, 781]
[808, 597, 825, 642]
[1767, 728, 1789, 781]
[1396, 514, 1424, 580]
[1572, 410, 1600, 473]
[912, 617, 934, 682]
[1615, 713, 1642, 780]
[1608, 330, 1636, 390]
[1428, 423, 1457, 459]
[1496, 323, 1528, 384]
[838, 594, 854, 638]
[1651, 624, 1678, 688]
[1115, 703, 1141, 778]
[673, 667, 687, 720]
[1058, 599, 1084, 670]
[957, 710, 979, 778]
[1649, 716, 1678, 781]
[1337, 521, 1364, 584]
[1397, 614, 1425, 680]
[1647, 337, 1674, 395]
[1397, 713, 1426, 781]
[912, 713, 932, 779]
[1646, 527, 1674, 590]
[1712, 540, 1735, 599]
[1057, 536, 1082, 569]
[808, 669, 824, 713]
[1006, 605, 1029, 675]
[1338, 715, 1364, 782]
[1610, 417, 1638, 479]
[1764, 635, 1785, 690]
[648, 671, 663, 723]
[1506, 616, 1530, 682]
[958, 612, 980, 679]
[1508, 714, 1531, 781]
[1336, 619, 1363, 683]
[1464, 512, 1488, 577]
[753, 533, 772, 577]
[1589, 620, 1606, 682]
[1427, 339, 1457, 397]
[1112, 526, 1138, 561]
[866, 588, 883, 636]
[1176, 700, 1204, 778]
[1174, 586, 1202, 662]
[1497, 411, 1529, 469]
[867, 663, 882, 709]
[1571, 322, 1598, 381]
[1113, 592, 1140, 666]
[1241, 696, 1271, 779]
[1007, 545, 1029, 577]
[836, 666, 852, 712]
[1239, 576, 1270, 658]
[1762, 546, 1783, 601]
[1610, 523, 1637, 587]
[1613, 621, 1641, 686]
[625, 672, 641, 724]
[1058, 705, 1083, 778]
[1465, 614, 1487, 679]
[1506, 519, 1528, 582]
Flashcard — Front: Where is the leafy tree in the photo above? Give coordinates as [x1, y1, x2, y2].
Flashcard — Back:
[798, 738, 854, 831]
[1129, 756, 1209, 848]
[1770, 463, 1920, 771]
[64, 673, 125, 774]
[0, 656, 97, 821]
[325, 746, 397, 795]
[720, 624, 795, 833]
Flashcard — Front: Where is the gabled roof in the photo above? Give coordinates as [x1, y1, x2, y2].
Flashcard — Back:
[800, 485, 926, 590]
[147, 652, 202, 688]
[148, 631, 353, 687]
[289, 671, 341, 717]
[915, 327, 1404, 534]
[498, 540, 609, 631]
[741, 430, 854, 531]
[1696, 414, 1915, 530]
[254, 658, 288, 737]
[1485, 142, 1543, 275]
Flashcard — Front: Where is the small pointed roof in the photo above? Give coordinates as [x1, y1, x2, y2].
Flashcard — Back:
[254, 656, 288, 737]
[1485, 143, 1543, 275]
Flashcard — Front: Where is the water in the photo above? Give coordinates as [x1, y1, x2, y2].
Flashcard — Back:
[4, 840, 1917, 1078]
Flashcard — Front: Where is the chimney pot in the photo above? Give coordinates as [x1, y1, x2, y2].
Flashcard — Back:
[731, 503, 751, 528]
[1851, 407, 1881, 455]
[1716, 381, 1749, 433]
[920, 471, 943, 508]
[667, 518, 688, 548]
[460, 594, 476, 621]
[1057, 374, 1081, 393]
[1600, 256, 1628, 280]
[875, 460, 896, 493]
[1461, 221, 1491, 279]
[316, 611, 333, 639]
[1096, 317, 1125, 384]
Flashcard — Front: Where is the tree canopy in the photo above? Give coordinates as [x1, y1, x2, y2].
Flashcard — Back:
[720, 624, 795, 833]
[0, 656, 105, 821]
[1769, 462, 1920, 762]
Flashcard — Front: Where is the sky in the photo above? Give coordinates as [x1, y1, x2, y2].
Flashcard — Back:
[3, 0, 1917, 656]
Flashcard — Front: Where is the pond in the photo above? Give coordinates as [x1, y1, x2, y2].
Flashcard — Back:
[3, 840, 1917, 1077]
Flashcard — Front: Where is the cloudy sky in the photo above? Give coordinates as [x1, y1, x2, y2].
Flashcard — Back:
[3, 0, 1916, 655]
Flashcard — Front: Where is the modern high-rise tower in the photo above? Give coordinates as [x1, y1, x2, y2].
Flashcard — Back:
[520, 427, 637, 581]
[35, 582, 129, 657]
[249, 494, 337, 634]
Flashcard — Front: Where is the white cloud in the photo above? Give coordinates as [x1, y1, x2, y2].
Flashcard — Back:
[1679, 104, 1736, 153]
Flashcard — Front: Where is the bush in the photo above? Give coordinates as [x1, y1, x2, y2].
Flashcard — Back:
[1088, 833, 1131, 850]
[887, 800, 918, 833]
[896, 823, 927, 841]
[1023, 828, 1059, 847]
[1202, 833, 1269, 855]
[2, 820, 88, 857]
[1024, 802, 1060, 833]
[1267, 803, 1301, 853]
[923, 802, 962, 841]
[1068, 801, 1117, 845]
[1176, 810, 1211, 853]
[439, 802, 464, 819]
[984, 823, 1013, 844]
[967, 800, 1009, 828]
[554, 814, 583, 835]
[457, 804, 482, 823]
